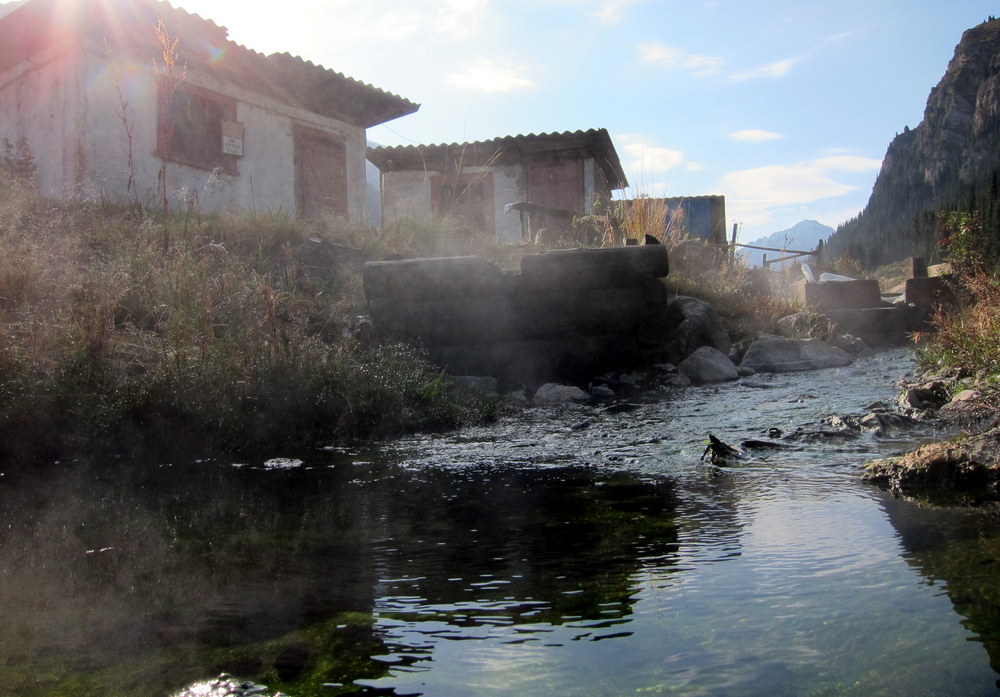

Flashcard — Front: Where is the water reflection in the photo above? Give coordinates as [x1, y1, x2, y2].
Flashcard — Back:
[0, 456, 387, 695]
[357, 466, 680, 694]
[0, 456, 680, 696]
[880, 494, 1000, 679]
[4, 350, 1000, 696]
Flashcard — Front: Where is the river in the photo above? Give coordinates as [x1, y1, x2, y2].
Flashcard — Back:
[2, 348, 1000, 696]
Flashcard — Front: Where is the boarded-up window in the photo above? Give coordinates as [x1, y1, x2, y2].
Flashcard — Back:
[528, 162, 583, 212]
[158, 86, 238, 173]
[294, 126, 348, 220]
[432, 173, 494, 234]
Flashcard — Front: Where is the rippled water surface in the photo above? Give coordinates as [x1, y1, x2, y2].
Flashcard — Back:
[3, 349, 1000, 696]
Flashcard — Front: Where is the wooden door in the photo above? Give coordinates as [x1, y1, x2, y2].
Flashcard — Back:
[528, 161, 583, 212]
[294, 126, 348, 220]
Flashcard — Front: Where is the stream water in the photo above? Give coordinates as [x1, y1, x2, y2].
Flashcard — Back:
[3, 348, 1000, 696]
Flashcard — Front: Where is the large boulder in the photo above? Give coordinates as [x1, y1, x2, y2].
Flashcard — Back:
[678, 346, 739, 384]
[533, 383, 591, 405]
[775, 312, 831, 339]
[667, 295, 731, 359]
[739, 336, 853, 372]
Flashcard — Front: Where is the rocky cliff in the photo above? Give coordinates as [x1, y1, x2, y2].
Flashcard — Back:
[826, 17, 1000, 268]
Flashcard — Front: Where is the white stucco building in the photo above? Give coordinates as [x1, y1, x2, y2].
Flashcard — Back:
[0, 0, 418, 220]
[367, 129, 629, 243]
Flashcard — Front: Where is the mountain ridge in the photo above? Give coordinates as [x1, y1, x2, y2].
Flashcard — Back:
[825, 17, 1000, 268]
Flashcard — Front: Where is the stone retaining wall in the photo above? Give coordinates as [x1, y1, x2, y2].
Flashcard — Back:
[363, 245, 671, 387]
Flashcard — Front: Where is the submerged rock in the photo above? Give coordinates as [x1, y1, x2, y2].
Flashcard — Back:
[830, 333, 870, 354]
[700, 433, 745, 464]
[739, 336, 853, 373]
[590, 384, 616, 399]
[533, 383, 591, 405]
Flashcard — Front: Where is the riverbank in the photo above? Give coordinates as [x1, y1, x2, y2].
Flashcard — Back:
[0, 163, 804, 462]
[863, 365, 1000, 503]
[0, 176, 502, 461]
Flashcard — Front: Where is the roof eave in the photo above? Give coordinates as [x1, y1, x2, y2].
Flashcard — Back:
[368, 128, 629, 188]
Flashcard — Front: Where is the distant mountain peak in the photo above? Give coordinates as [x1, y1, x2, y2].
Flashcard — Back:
[741, 220, 833, 267]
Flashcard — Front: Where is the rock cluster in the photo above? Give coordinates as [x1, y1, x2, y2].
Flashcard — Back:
[865, 428, 1000, 496]
[862, 366, 1000, 499]
[507, 297, 875, 405]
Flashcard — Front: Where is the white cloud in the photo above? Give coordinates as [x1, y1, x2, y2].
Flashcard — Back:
[812, 155, 883, 173]
[359, 0, 490, 41]
[731, 57, 799, 82]
[370, 11, 424, 40]
[723, 155, 882, 238]
[435, 0, 490, 37]
[637, 41, 724, 75]
[729, 129, 783, 143]
[615, 134, 685, 189]
[596, 0, 646, 24]
[447, 58, 536, 92]
[721, 156, 881, 212]
[537, 0, 648, 25]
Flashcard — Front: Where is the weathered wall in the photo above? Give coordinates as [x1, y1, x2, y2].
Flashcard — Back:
[489, 163, 523, 242]
[0, 43, 78, 197]
[379, 170, 434, 221]
[380, 163, 525, 242]
[583, 158, 597, 214]
[363, 245, 672, 387]
[0, 40, 370, 221]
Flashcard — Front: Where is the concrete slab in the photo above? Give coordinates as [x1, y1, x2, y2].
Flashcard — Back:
[824, 306, 911, 347]
[799, 279, 883, 311]
[904, 275, 955, 308]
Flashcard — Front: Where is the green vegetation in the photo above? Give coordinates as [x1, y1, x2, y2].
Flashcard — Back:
[0, 162, 498, 460]
[917, 211, 1000, 380]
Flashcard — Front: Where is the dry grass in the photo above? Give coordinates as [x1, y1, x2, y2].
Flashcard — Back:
[919, 271, 1000, 377]
[917, 212, 1000, 380]
[666, 257, 803, 341]
[620, 196, 670, 244]
[0, 174, 496, 460]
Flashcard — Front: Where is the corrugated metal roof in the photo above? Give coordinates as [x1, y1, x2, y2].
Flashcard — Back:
[368, 128, 628, 189]
[0, 0, 419, 128]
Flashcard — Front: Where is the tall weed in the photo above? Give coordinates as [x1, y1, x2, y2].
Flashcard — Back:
[916, 212, 1000, 378]
[0, 190, 494, 459]
[919, 271, 1000, 377]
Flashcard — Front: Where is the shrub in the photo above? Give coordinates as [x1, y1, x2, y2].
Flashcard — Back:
[918, 271, 1000, 378]
[665, 254, 803, 341]
[0, 182, 496, 460]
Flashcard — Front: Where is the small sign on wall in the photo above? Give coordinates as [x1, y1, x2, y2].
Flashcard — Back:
[222, 121, 244, 157]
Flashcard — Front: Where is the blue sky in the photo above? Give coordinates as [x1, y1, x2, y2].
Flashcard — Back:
[173, 0, 997, 243]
